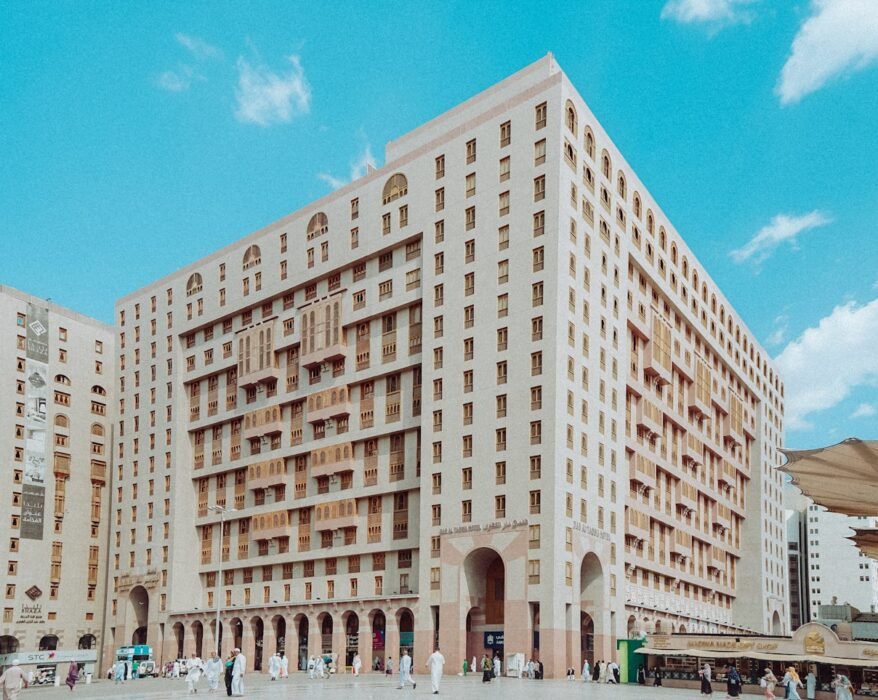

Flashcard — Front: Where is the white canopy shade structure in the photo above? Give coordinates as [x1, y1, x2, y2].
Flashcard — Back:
[780, 438, 878, 517]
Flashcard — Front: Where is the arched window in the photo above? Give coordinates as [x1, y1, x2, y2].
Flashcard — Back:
[91, 423, 105, 437]
[658, 227, 666, 251]
[92, 385, 106, 396]
[670, 243, 678, 265]
[55, 374, 71, 386]
[601, 150, 612, 179]
[78, 634, 96, 650]
[646, 211, 654, 236]
[565, 100, 578, 134]
[39, 635, 59, 651]
[242, 244, 262, 270]
[382, 173, 408, 205]
[307, 212, 329, 240]
[633, 193, 642, 219]
[584, 128, 595, 159]
[186, 273, 203, 297]
[54, 414, 69, 428]
[617, 172, 627, 200]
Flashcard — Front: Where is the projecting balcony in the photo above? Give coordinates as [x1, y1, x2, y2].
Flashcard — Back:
[247, 457, 287, 490]
[242, 406, 284, 441]
[682, 434, 703, 466]
[625, 508, 650, 541]
[707, 546, 726, 572]
[627, 306, 650, 340]
[714, 504, 732, 531]
[301, 339, 346, 369]
[672, 349, 694, 383]
[643, 341, 672, 387]
[629, 453, 656, 491]
[250, 510, 291, 541]
[239, 363, 280, 389]
[687, 387, 711, 420]
[314, 498, 359, 532]
[306, 386, 352, 424]
[672, 531, 692, 559]
[675, 480, 698, 513]
[719, 462, 737, 489]
[90, 460, 107, 485]
[722, 413, 743, 448]
[635, 398, 663, 438]
[310, 442, 355, 478]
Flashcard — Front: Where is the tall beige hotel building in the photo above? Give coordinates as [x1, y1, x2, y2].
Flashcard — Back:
[0, 286, 113, 666]
[101, 55, 788, 677]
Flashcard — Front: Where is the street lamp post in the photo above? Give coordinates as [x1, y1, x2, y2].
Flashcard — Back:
[208, 505, 236, 657]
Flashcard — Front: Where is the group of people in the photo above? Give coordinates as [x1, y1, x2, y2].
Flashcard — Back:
[694, 661, 854, 700]
[0, 660, 80, 697]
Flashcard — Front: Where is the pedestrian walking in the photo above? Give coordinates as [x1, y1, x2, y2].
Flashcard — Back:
[267, 653, 281, 681]
[398, 649, 416, 689]
[426, 646, 445, 694]
[203, 654, 222, 692]
[832, 672, 853, 700]
[280, 652, 289, 679]
[0, 659, 28, 700]
[725, 663, 742, 698]
[223, 652, 235, 697]
[582, 658, 590, 681]
[761, 667, 778, 700]
[186, 654, 204, 693]
[805, 670, 817, 700]
[386, 656, 394, 676]
[231, 648, 246, 697]
[471, 656, 477, 679]
[492, 654, 501, 680]
[654, 667, 664, 686]
[781, 666, 803, 700]
[352, 653, 362, 676]
[481, 654, 492, 683]
[637, 664, 647, 685]
[65, 662, 79, 691]
[700, 662, 713, 696]
[113, 660, 125, 685]
[598, 660, 607, 682]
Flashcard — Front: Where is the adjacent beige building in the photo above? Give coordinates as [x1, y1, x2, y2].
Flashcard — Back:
[0, 285, 113, 667]
[101, 55, 787, 678]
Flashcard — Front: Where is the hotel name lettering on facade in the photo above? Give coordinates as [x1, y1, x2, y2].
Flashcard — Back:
[117, 569, 160, 592]
[439, 519, 529, 536]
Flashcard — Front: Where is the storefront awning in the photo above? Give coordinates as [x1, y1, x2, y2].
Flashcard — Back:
[780, 438, 878, 517]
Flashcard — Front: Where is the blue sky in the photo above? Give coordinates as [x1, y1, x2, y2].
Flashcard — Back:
[1, 0, 876, 449]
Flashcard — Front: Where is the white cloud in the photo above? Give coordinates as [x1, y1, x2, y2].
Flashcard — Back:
[766, 315, 789, 347]
[777, 0, 878, 105]
[730, 211, 831, 264]
[157, 66, 195, 92]
[851, 403, 877, 418]
[234, 54, 311, 126]
[774, 298, 878, 430]
[318, 143, 378, 190]
[175, 33, 222, 61]
[661, 0, 755, 26]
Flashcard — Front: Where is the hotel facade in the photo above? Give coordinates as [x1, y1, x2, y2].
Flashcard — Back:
[101, 55, 788, 678]
[0, 286, 114, 665]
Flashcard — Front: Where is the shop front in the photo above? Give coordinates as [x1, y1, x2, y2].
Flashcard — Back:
[637, 622, 878, 697]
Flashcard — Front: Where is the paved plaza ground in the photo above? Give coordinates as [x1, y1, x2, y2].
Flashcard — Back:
[22, 673, 767, 699]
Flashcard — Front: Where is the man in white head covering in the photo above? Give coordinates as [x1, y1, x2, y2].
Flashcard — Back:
[231, 648, 246, 696]
[267, 653, 281, 681]
[0, 659, 28, 700]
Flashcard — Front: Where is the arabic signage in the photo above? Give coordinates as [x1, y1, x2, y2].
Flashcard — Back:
[484, 631, 504, 648]
[439, 519, 528, 536]
[21, 303, 49, 540]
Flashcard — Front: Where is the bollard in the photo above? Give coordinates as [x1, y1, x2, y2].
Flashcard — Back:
[54, 674, 60, 687]
[86, 673, 93, 684]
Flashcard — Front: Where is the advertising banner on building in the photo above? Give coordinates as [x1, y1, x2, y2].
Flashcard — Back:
[22, 302, 49, 540]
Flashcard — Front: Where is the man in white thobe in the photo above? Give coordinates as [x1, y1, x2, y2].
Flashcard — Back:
[231, 648, 246, 697]
[173, 660, 181, 678]
[204, 654, 222, 692]
[398, 650, 416, 689]
[352, 654, 362, 676]
[426, 647, 445, 694]
[186, 654, 203, 693]
[0, 660, 27, 700]
[582, 659, 590, 682]
[492, 655, 501, 679]
[280, 653, 289, 679]
[267, 653, 281, 681]
[471, 656, 477, 678]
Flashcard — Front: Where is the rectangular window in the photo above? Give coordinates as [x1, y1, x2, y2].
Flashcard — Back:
[465, 138, 476, 164]
[435, 188, 445, 212]
[499, 120, 511, 147]
[534, 138, 546, 165]
[533, 211, 545, 237]
[465, 206, 476, 230]
[534, 175, 546, 201]
[466, 172, 476, 198]
[435, 155, 445, 179]
[498, 191, 510, 217]
[499, 156, 510, 182]
[498, 225, 509, 251]
[535, 102, 547, 129]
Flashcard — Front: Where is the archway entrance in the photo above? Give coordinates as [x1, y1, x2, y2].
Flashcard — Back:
[272, 615, 286, 655]
[370, 610, 386, 668]
[172, 622, 184, 660]
[397, 609, 414, 659]
[626, 615, 638, 639]
[344, 612, 359, 667]
[580, 553, 604, 666]
[295, 615, 309, 670]
[128, 585, 149, 646]
[0, 636, 19, 654]
[229, 618, 243, 651]
[251, 617, 264, 671]
[39, 635, 59, 651]
[319, 614, 333, 655]
[463, 548, 505, 660]
[192, 621, 203, 657]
